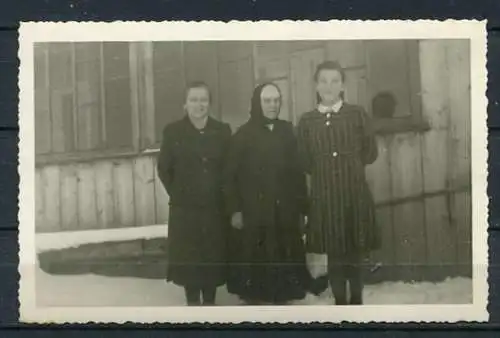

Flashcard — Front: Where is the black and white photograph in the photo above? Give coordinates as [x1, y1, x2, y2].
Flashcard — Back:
[18, 20, 488, 323]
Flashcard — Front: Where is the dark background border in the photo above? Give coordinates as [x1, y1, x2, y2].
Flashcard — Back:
[0, 0, 499, 334]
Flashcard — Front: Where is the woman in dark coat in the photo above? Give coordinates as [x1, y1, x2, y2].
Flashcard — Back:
[224, 82, 310, 305]
[297, 61, 380, 305]
[157, 81, 231, 306]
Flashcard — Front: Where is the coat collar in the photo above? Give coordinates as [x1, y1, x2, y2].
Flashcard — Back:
[183, 115, 216, 133]
[318, 100, 343, 114]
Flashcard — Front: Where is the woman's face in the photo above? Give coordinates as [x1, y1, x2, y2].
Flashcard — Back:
[185, 87, 210, 119]
[260, 85, 281, 119]
[316, 69, 344, 104]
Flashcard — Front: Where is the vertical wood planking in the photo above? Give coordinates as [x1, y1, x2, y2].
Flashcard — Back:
[325, 41, 366, 68]
[447, 40, 471, 190]
[446, 40, 472, 277]
[95, 161, 116, 228]
[133, 156, 156, 226]
[154, 162, 170, 225]
[419, 40, 450, 193]
[113, 159, 136, 227]
[35, 169, 47, 232]
[366, 136, 392, 204]
[43, 165, 61, 232]
[140, 42, 157, 148]
[289, 48, 325, 124]
[369, 206, 395, 282]
[59, 164, 79, 231]
[129, 42, 141, 151]
[453, 190, 473, 277]
[389, 133, 424, 199]
[184, 42, 220, 119]
[218, 58, 253, 131]
[77, 163, 98, 230]
[424, 195, 457, 280]
[392, 200, 427, 281]
[34, 45, 52, 154]
[422, 130, 449, 193]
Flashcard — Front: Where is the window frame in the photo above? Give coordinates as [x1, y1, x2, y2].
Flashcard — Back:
[35, 42, 140, 167]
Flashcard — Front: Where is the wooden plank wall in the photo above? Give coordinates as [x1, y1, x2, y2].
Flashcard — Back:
[36, 155, 170, 232]
[35, 40, 472, 282]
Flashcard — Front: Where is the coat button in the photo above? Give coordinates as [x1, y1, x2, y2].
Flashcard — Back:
[326, 113, 331, 118]
[202, 157, 208, 162]
[326, 121, 331, 126]
[332, 151, 338, 157]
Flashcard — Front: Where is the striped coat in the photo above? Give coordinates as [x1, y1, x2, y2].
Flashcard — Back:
[297, 103, 380, 261]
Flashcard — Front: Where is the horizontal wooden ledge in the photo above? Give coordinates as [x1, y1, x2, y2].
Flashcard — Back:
[375, 185, 470, 208]
[35, 147, 161, 167]
[373, 117, 431, 136]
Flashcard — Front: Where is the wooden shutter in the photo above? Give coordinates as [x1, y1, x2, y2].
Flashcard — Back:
[103, 42, 133, 150]
[34, 44, 51, 154]
[74, 42, 102, 151]
[153, 42, 185, 143]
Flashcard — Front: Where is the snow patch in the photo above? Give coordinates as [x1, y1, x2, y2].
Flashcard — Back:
[36, 225, 168, 253]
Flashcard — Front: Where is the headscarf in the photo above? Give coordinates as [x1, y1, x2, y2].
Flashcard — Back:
[249, 82, 282, 126]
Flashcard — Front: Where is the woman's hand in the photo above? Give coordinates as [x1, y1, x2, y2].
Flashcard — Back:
[231, 212, 244, 229]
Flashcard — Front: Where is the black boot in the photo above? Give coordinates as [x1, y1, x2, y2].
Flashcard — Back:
[184, 286, 201, 306]
[202, 287, 216, 306]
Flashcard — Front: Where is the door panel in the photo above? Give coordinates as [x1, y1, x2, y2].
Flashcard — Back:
[290, 48, 325, 124]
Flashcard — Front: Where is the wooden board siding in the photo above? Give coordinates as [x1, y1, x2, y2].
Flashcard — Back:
[95, 161, 115, 229]
[34, 40, 472, 283]
[154, 162, 170, 225]
[424, 195, 457, 278]
[43, 166, 61, 232]
[60, 165, 79, 230]
[133, 156, 156, 227]
[77, 163, 98, 230]
[113, 159, 136, 228]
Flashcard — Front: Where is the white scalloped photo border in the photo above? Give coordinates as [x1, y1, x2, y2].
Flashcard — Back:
[17, 20, 489, 324]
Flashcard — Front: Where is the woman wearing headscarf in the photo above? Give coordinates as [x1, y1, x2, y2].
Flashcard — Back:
[157, 81, 231, 306]
[224, 82, 310, 305]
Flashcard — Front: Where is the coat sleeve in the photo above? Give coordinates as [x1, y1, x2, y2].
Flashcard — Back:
[296, 115, 312, 174]
[360, 108, 379, 165]
[223, 128, 244, 216]
[286, 122, 309, 215]
[157, 126, 176, 196]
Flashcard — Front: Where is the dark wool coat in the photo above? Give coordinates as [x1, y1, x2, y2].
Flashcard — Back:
[297, 103, 380, 262]
[224, 118, 310, 302]
[157, 116, 231, 288]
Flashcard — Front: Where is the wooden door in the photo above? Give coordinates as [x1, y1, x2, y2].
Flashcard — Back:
[343, 68, 368, 109]
[290, 48, 325, 124]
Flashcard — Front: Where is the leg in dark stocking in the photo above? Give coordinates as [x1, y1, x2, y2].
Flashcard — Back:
[184, 286, 201, 306]
[346, 263, 363, 305]
[202, 287, 217, 306]
[328, 265, 348, 305]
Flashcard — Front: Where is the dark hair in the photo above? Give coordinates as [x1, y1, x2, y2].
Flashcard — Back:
[372, 91, 397, 119]
[313, 60, 346, 83]
[184, 81, 211, 103]
[314, 60, 346, 103]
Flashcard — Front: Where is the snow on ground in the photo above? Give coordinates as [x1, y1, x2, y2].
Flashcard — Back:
[36, 264, 472, 307]
[35, 226, 473, 307]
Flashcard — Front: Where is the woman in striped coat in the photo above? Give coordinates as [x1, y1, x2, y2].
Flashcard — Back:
[297, 61, 380, 305]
